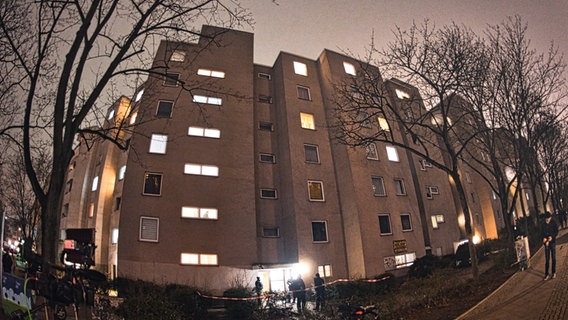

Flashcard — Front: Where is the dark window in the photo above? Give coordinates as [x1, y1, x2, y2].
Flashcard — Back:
[259, 153, 275, 163]
[258, 95, 273, 103]
[372, 177, 386, 196]
[262, 227, 280, 237]
[378, 215, 392, 235]
[304, 144, 319, 163]
[258, 73, 272, 80]
[66, 179, 73, 193]
[164, 73, 180, 86]
[394, 179, 406, 195]
[62, 203, 69, 217]
[311, 221, 328, 242]
[156, 101, 173, 118]
[260, 189, 277, 199]
[143, 173, 162, 195]
[115, 197, 122, 211]
[401, 214, 412, 231]
[297, 86, 311, 100]
[259, 122, 274, 131]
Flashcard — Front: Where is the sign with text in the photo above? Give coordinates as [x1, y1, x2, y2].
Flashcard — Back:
[393, 240, 407, 254]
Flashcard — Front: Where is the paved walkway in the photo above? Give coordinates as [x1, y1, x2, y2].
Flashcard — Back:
[457, 228, 568, 320]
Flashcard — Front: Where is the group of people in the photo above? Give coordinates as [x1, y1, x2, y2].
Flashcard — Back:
[254, 273, 326, 312]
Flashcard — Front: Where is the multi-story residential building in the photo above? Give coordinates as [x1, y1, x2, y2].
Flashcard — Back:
[60, 25, 531, 293]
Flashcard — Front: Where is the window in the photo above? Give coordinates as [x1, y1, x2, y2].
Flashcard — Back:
[130, 112, 138, 124]
[386, 146, 399, 162]
[300, 113, 315, 130]
[156, 101, 173, 118]
[181, 253, 218, 265]
[401, 214, 412, 231]
[188, 126, 221, 138]
[262, 227, 280, 237]
[395, 89, 410, 99]
[108, 109, 115, 120]
[258, 72, 271, 80]
[428, 186, 439, 195]
[259, 122, 274, 131]
[385, 252, 416, 270]
[135, 89, 144, 102]
[293, 61, 308, 76]
[140, 216, 159, 242]
[366, 143, 379, 160]
[181, 207, 218, 220]
[62, 203, 69, 217]
[394, 179, 406, 195]
[184, 164, 219, 177]
[170, 50, 185, 62]
[164, 73, 180, 86]
[297, 86, 311, 100]
[372, 177, 386, 196]
[92, 176, 99, 191]
[304, 144, 319, 163]
[259, 153, 276, 163]
[260, 189, 277, 199]
[357, 111, 371, 128]
[378, 117, 390, 131]
[66, 179, 73, 193]
[343, 62, 356, 75]
[378, 214, 392, 235]
[318, 264, 333, 278]
[197, 68, 225, 78]
[308, 180, 325, 201]
[111, 229, 119, 244]
[258, 95, 273, 103]
[149, 134, 168, 154]
[419, 159, 432, 171]
[143, 173, 162, 195]
[311, 221, 328, 242]
[115, 197, 122, 211]
[465, 172, 472, 183]
[431, 214, 445, 229]
[193, 95, 222, 106]
[89, 203, 95, 218]
[119, 165, 126, 180]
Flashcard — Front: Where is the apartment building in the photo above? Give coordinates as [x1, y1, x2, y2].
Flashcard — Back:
[60, 25, 520, 293]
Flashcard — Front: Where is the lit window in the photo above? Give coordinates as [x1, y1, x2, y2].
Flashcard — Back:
[386, 146, 399, 162]
[312, 221, 328, 242]
[181, 253, 218, 265]
[143, 173, 162, 196]
[197, 68, 225, 78]
[366, 143, 379, 160]
[92, 176, 99, 191]
[164, 73, 180, 86]
[343, 62, 356, 75]
[308, 180, 325, 201]
[156, 101, 173, 118]
[394, 178, 406, 195]
[135, 89, 144, 102]
[262, 227, 280, 237]
[184, 164, 219, 177]
[188, 126, 221, 138]
[318, 264, 333, 278]
[395, 89, 410, 99]
[259, 153, 276, 163]
[297, 86, 311, 100]
[401, 214, 412, 231]
[293, 61, 308, 76]
[140, 216, 159, 242]
[260, 189, 277, 199]
[181, 207, 218, 220]
[431, 214, 445, 229]
[130, 112, 138, 125]
[170, 50, 185, 62]
[88, 203, 95, 218]
[111, 228, 119, 244]
[119, 165, 126, 181]
[372, 177, 386, 196]
[384, 252, 416, 270]
[259, 122, 274, 131]
[378, 214, 392, 235]
[149, 134, 168, 154]
[193, 95, 222, 105]
[378, 117, 390, 131]
[108, 109, 115, 120]
[304, 144, 319, 163]
[300, 113, 315, 130]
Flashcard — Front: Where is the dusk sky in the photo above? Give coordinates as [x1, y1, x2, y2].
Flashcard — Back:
[238, 0, 568, 67]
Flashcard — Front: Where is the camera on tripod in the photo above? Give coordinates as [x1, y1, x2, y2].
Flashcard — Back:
[60, 228, 96, 268]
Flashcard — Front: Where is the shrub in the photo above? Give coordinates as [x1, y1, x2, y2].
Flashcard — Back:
[408, 254, 440, 278]
[222, 286, 255, 319]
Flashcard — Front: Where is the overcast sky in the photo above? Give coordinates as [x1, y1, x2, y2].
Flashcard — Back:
[238, 0, 568, 67]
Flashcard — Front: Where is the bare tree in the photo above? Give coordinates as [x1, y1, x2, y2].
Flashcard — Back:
[0, 0, 252, 265]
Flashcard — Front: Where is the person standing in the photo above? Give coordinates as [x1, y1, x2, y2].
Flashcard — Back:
[541, 212, 559, 280]
[293, 275, 306, 312]
[254, 276, 263, 305]
[313, 273, 325, 311]
[2, 249, 13, 274]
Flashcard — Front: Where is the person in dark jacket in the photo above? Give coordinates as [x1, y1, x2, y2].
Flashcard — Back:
[313, 273, 325, 311]
[541, 212, 559, 280]
[292, 275, 306, 312]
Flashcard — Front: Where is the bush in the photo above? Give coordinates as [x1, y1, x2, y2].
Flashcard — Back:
[408, 254, 441, 278]
[325, 273, 396, 301]
[222, 286, 255, 319]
